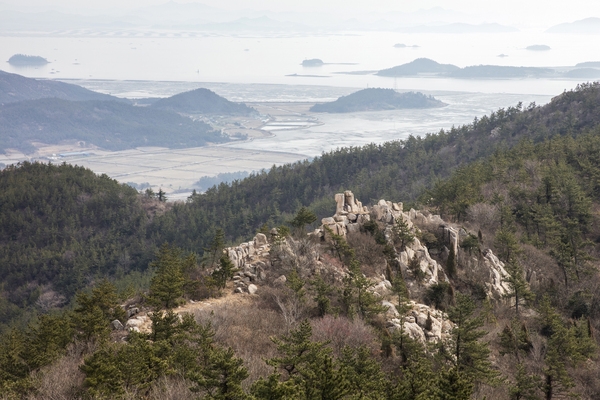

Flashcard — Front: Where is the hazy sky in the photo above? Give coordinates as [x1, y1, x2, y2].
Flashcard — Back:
[2, 0, 600, 27]
[3, 0, 599, 15]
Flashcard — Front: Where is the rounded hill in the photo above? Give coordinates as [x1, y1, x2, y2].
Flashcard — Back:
[149, 88, 256, 115]
[309, 88, 446, 113]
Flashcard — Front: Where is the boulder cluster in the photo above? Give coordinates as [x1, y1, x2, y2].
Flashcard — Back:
[218, 190, 511, 343]
[227, 233, 270, 294]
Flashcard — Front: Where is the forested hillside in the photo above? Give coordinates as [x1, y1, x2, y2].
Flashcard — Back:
[309, 88, 446, 113]
[1, 83, 600, 399]
[150, 83, 600, 253]
[0, 70, 121, 104]
[149, 88, 257, 115]
[0, 162, 154, 331]
[0, 98, 227, 153]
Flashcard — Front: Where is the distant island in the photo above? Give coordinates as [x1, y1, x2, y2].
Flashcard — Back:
[309, 88, 446, 113]
[149, 88, 256, 115]
[302, 59, 324, 67]
[373, 58, 559, 79]
[377, 58, 459, 76]
[447, 65, 554, 78]
[526, 45, 551, 51]
[396, 22, 518, 34]
[393, 43, 419, 48]
[546, 17, 600, 34]
[563, 68, 600, 78]
[576, 61, 600, 68]
[7, 54, 49, 66]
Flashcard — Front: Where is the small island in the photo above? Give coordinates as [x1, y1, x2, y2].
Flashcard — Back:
[8, 54, 49, 66]
[309, 88, 446, 113]
[301, 59, 324, 67]
[393, 43, 419, 48]
[526, 45, 551, 51]
[377, 58, 459, 77]
[563, 68, 600, 78]
[576, 61, 600, 68]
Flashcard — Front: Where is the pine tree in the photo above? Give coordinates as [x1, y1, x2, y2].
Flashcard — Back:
[539, 298, 596, 399]
[212, 254, 238, 290]
[435, 367, 474, 400]
[494, 228, 520, 263]
[204, 228, 226, 268]
[508, 362, 540, 400]
[342, 259, 387, 319]
[157, 188, 167, 202]
[324, 225, 354, 264]
[23, 313, 74, 369]
[289, 206, 317, 234]
[339, 345, 388, 399]
[445, 293, 498, 388]
[267, 320, 329, 379]
[192, 346, 249, 400]
[310, 274, 332, 317]
[250, 371, 303, 399]
[390, 346, 435, 399]
[72, 279, 124, 341]
[148, 244, 187, 309]
[392, 217, 415, 251]
[503, 260, 533, 317]
[498, 318, 532, 361]
[0, 329, 29, 392]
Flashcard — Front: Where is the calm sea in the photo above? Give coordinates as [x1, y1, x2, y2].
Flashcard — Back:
[1, 30, 597, 96]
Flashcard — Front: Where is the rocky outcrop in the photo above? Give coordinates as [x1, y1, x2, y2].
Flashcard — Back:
[224, 191, 509, 304]
[226, 234, 272, 294]
[385, 301, 453, 343]
[317, 192, 449, 288]
[461, 248, 510, 300]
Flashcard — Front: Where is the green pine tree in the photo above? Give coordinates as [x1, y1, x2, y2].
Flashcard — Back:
[503, 260, 533, 317]
[148, 244, 187, 309]
[212, 254, 238, 290]
[445, 293, 499, 388]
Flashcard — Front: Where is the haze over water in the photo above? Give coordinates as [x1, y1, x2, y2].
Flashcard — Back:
[1, 30, 597, 95]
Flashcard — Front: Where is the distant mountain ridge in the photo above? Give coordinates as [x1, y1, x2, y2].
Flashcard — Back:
[0, 70, 123, 104]
[546, 17, 600, 34]
[0, 98, 226, 153]
[149, 88, 256, 115]
[377, 58, 460, 76]
[376, 58, 560, 79]
[309, 88, 446, 113]
[396, 22, 518, 33]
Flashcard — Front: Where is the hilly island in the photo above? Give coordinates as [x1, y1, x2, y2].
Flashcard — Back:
[1, 82, 600, 399]
[310, 88, 446, 112]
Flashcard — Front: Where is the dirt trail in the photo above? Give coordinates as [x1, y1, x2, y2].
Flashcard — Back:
[135, 288, 253, 334]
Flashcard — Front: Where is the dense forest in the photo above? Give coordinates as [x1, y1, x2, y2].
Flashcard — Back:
[0, 162, 155, 330]
[151, 83, 600, 253]
[1, 83, 600, 399]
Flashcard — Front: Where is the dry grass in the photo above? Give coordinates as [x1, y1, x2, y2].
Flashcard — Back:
[26, 341, 97, 400]
[311, 315, 380, 357]
[192, 298, 287, 386]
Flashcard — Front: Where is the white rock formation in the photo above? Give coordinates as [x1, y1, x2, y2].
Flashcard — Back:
[386, 301, 453, 343]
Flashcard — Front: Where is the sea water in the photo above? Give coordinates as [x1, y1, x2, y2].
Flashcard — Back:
[1, 30, 597, 95]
